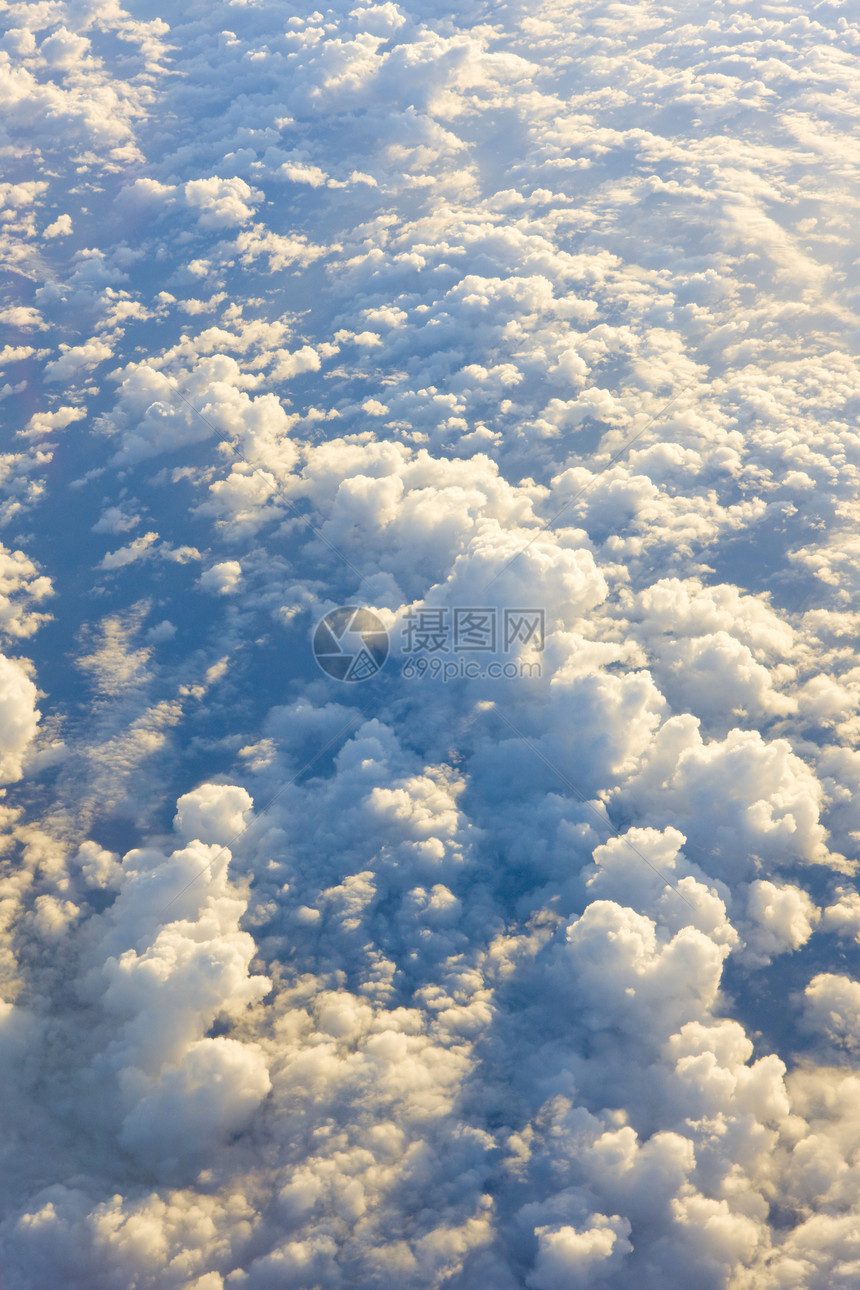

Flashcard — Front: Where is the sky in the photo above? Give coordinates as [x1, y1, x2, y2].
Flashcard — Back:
[2, 0, 860, 1286]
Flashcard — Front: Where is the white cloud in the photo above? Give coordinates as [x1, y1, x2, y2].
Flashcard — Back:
[91, 504, 141, 535]
[44, 338, 113, 383]
[22, 405, 85, 438]
[184, 177, 261, 229]
[119, 1036, 271, 1170]
[743, 880, 819, 965]
[43, 213, 72, 238]
[114, 177, 178, 214]
[350, 4, 407, 36]
[528, 1216, 632, 1290]
[277, 160, 329, 187]
[0, 306, 44, 329]
[198, 560, 243, 595]
[0, 653, 40, 782]
[174, 782, 253, 846]
[235, 225, 326, 271]
[801, 974, 860, 1054]
[98, 531, 158, 569]
[0, 545, 53, 639]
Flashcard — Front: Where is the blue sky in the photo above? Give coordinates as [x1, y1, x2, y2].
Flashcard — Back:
[2, 1, 860, 1286]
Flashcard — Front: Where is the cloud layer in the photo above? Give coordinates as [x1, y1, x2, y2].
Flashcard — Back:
[2, 0, 860, 1286]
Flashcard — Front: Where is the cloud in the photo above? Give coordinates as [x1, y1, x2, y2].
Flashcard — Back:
[234, 225, 326, 271]
[0, 546, 53, 639]
[801, 974, 860, 1054]
[118, 1035, 271, 1171]
[0, 653, 40, 782]
[99, 351, 298, 466]
[43, 213, 72, 238]
[44, 338, 113, 383]
[527, 1217, 633, 1290]
[22, 405, 86, 438]
[91, 504, 141, 535]
[743, 880, 819, 965]
[0, 306, 45, 329]
[198, 560, 243, 595]
[114, 177, 178, 214]
[184, 177, 262, 229]
[98, 531, 159, 569]
[173, 782, 253, 845]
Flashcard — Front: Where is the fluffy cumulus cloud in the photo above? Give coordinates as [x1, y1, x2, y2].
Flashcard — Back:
[184, 177, 262, 229]
[3, 0, 860, 1286]
[528, 1217, 633, 1290]
[0, 654, 40, 782]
